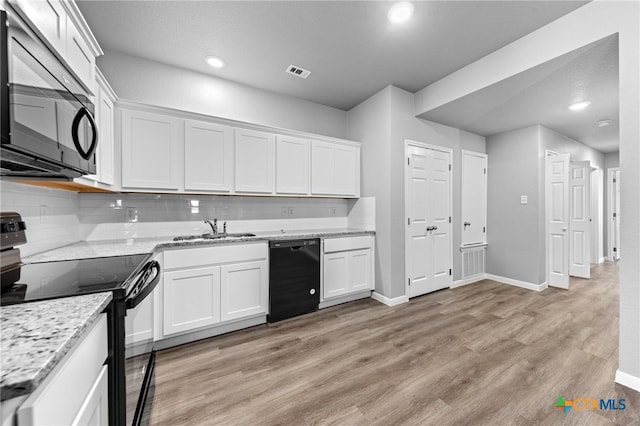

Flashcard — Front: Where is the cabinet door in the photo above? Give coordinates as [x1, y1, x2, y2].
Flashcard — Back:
[65, 20, 95, 93]
[13, 0, 67, 56]
[71, 365, 108, 426]
[235, 128, 275, 193]
[184, 120, 234, 192]
[121, 109, 182, 190]
[96, 85, 115, 185]
[323, 252, 349, 299]
[348, 249, 373, 292]
[163, 266, 221, 336]
[311, 141, 334, 195]
[334, 145, 358, 196]
[276, 135, 310, 195]
[125, 291, 153, 346]
[220, 260, 268, 322]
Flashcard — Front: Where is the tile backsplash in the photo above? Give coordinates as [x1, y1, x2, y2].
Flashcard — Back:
[1, 182, 358, 255]
[0, 182, 82, 257]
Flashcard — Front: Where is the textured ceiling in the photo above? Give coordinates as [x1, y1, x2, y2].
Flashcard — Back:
[419, 35, 619, 153]
[76, 0, 588, 110]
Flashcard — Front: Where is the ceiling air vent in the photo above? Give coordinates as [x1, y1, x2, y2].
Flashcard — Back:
[286, 64, 311, 79]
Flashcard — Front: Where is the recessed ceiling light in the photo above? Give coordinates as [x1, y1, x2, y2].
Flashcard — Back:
[388, 2, 414, 24]
[569, 101, 591, 111]
[596, 119, 612, 128]
[205, 56, 225, 68]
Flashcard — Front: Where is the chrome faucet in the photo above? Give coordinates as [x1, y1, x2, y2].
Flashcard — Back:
[205, 219, 218, 235]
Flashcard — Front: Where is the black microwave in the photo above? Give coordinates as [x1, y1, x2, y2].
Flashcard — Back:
[1, 8, 97, 179]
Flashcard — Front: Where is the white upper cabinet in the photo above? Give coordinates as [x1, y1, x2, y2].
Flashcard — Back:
[94, 72, 115, 185]
[234, 128, 275, 194]
[276, 135, 310, 195]
[311, 141, 360, 197]
[11, 0, 101, 94]
[64, 19, 95, 92]
[334, 144, 359, 196]
[184, 120, 234, 192]
[121, 109, 183, 190]
[12, 0, 67, 57]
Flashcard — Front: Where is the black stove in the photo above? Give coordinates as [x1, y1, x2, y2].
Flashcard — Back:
[1, 253, 151, 306]
[0, 212, 160, 425]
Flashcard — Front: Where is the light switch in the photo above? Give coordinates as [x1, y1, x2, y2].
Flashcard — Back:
[520, 195, 528, 205]
[125, 207, 138, 222]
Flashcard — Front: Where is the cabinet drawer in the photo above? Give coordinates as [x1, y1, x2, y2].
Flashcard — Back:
[17, 314, 107, 426]
[323, 235, 372, 253]
[164, 242, 268, 270]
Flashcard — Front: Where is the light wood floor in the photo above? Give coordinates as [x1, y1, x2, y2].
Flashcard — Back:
[148, 262, 639, 425]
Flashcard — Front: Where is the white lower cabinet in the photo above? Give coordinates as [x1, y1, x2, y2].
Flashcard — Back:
[71, 365, 109, 426]
[16, 315, 108, 426]
[322, 236, 374, 300]
[163, 266, 221, 336]
[220, 261, 268, 322]
[159, 243, 268, 340]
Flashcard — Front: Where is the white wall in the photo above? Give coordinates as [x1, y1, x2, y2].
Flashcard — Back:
[97, 50, 348, 139]
[348, 85, 485, 300]
[388, 86, 486, 286]
[604, 151, 620, 169]
[414, 0, 640, 386]
[486, 126, 541, 285]
[347, 87, 393, 297]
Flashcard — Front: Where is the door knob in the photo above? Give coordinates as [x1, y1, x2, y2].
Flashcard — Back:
[464, 221, 471, 228]
[562, 227, 567, 232]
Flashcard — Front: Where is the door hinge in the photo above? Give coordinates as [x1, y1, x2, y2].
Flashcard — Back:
[613, 178, 617, 183]
[449, 269, 452, 276]
[408, 278, 411, 286]
[613, 213, 617, 218]
[483, 226, 486, 233]
[484, 168, 486, 174]
[449, 216, 451, 223]
[449, 164, 452, 171]
[407, 157, 410, 166]
[408, 218, 411, 225]
[613, 247, 617, 252]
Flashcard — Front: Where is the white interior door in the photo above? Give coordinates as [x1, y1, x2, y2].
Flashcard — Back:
[461, 151, 487, 245]
[546, 153, 570, 289]
[569, 161, 591, 279]
[614, 169, 621, 260]
[590, 168, 603, 264]
[406, 144, 452, 298]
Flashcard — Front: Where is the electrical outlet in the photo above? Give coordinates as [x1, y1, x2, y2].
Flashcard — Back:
[281, 207, 288, 217]
[125, 207, 138, 223]
[520, 195, 528, 205]
[288, 207, 295, 216]
[39, 205, 49, 224]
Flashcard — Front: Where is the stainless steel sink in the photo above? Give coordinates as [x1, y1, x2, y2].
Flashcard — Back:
[224, 233, 256, 238]
[173, 232, 256, 241]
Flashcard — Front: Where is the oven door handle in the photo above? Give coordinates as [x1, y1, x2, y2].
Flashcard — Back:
[126, 260, 160, 309]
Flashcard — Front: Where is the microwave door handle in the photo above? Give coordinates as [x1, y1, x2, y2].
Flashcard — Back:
[71, 106, 98, 160]
[126, 261, 160, 309]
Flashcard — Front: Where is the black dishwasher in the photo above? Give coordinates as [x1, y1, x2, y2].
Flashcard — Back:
[268, 238, 320, 322]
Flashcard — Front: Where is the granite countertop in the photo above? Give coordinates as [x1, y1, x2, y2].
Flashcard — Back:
[0, 292, 113, 401]
[24, 228, 375, 263]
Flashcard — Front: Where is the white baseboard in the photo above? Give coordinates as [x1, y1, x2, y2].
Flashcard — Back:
[372, 291, 409, 307]
[452, 274, 487, 288]
[615, 369, 640, 392]
[597, 257, 606, 264]
[484, 274, 547, 292]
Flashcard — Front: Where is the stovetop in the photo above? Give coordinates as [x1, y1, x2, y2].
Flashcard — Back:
[0, 253, 152, 306]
